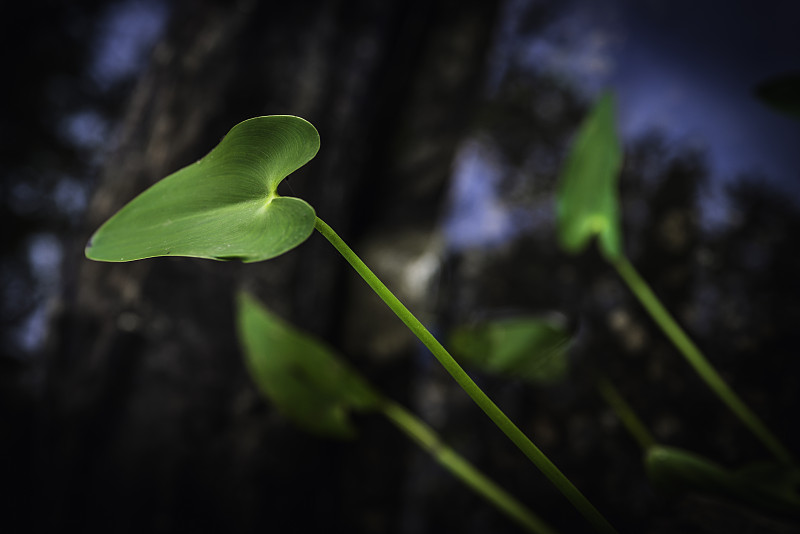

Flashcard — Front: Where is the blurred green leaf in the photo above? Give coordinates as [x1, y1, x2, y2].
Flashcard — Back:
[755, 72, 800, 119]
[236, 292, 382, 439]
[450, 317, 572, 384]
[735, 460, 800, 494]
[556, 92, 623, 260]
[86, 116, 319, 263]
[646, 446, 800, 517]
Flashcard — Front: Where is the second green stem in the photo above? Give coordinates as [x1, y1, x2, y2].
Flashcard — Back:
[612, 256, 794, 465]
[382, 401, 558, 534]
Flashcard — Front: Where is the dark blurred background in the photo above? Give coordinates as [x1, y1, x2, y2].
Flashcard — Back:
[2, 0, 799, 532]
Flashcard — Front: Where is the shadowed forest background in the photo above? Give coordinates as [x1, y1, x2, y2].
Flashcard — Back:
[2, 0, 799, 532]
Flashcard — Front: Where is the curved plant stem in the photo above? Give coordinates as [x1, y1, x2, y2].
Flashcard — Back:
[612, 256, 794, 465]
[315, 217, 618, 534]
[596, 376, 656, 452]
[382, 401, 559, 534]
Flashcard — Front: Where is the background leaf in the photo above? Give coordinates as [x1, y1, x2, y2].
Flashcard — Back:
[556, 92, 624, 260]
[450, 317, 572, 384]
[646, 446, 800, 517]
[236, 292, 382, 439]
[755, 72, 800, 120]
[86, 115, 319, 263]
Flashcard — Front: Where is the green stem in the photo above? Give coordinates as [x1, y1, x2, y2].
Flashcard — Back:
[612, 256, 794, 465]
[596, 376, 656, 452]
[315, 217, 618, 534]
[382, 401, 559, 534]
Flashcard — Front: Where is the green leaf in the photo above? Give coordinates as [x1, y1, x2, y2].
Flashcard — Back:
[646, 446, 738, 496]
[556, 92, 623, 260]
[236, 291, 382, 439]
[735, 460, 800, 494]
[450, 317, 572, 384]
[646, 446, 800, 517]
[754, 72, 800, 120]
[86, 115, 320, 263]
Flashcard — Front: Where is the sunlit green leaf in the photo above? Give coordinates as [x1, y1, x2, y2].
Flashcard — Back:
[556, 92, 623, 260]
[450, 317, 572, 384]
[86, 115, 319, 263]
[236, 292, 382, 439]
[646, 446, 800, 517]
[755, 72, 800, 120]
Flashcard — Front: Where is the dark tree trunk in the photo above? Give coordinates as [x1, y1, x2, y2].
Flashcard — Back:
[44, 1, 499, 533]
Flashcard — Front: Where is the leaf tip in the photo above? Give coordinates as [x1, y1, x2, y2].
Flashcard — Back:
[84, 234, 99, 260]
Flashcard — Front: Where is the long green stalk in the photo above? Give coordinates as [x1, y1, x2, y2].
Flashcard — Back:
[315, 217, 618, 534]
[612, 256, 794, 465]
[382, 400, 559, 534]
[596, 376, 656, 452]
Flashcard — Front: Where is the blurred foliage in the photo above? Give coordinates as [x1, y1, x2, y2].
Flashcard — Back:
[556, 92, 624, 260]
[450, 316, 572, 384]
[439, 52, 800, 531]
[646, 446, 800, 518]
[755, 72, 800, 119]
[237, 292, 381, 438]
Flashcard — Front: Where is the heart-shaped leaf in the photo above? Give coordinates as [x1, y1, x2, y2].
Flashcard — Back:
[449, 317, 572, 384]
[556, 92, 623, 260]
[86, 115, 320, 263]
[236, 292, 382, 439]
